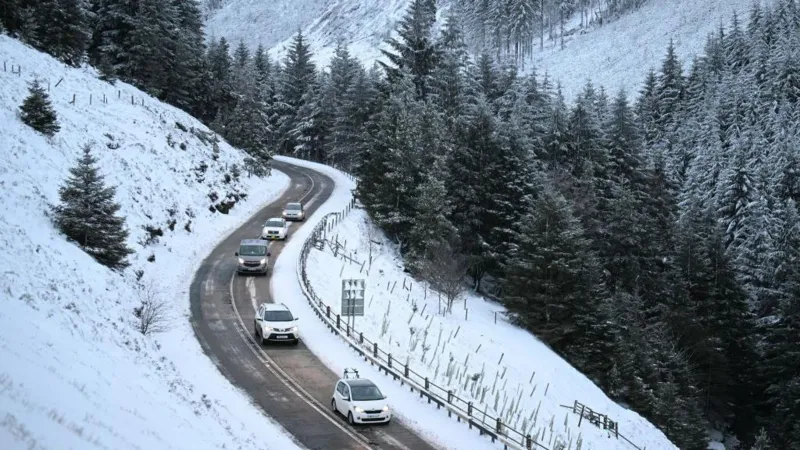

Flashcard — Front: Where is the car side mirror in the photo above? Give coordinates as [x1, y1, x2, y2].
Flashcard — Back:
[255, 317, 262, 321]
[294, 317, 299, 321]
[267, 252, 271, 257]
[234, 252, 238, 256]
[343, 396, 350, 401]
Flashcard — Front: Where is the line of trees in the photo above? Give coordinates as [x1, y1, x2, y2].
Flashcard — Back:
[452, 0, 649, 62]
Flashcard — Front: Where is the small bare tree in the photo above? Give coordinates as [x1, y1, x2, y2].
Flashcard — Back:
[422, 240, 468, 314]
[360, 218, 378, 267]
[134, 281, 172, 335]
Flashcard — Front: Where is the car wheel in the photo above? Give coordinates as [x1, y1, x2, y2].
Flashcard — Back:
[331, 399, 337, 414]
[347, 411, 355, 426]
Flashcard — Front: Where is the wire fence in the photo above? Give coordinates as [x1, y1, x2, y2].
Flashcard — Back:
[3, 61, 153, 109]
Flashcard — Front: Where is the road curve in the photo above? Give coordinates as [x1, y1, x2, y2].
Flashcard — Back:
[190, 160, 438, 450]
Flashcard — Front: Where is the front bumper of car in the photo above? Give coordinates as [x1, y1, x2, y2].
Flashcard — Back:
[282, 212, 304, 221]
[262, 327, 300, 341]
[352, 408, 391, 423]
[261, 232, 285, 240]
[237, 258, 268, 274]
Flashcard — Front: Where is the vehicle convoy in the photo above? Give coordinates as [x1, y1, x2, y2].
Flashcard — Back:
[254, 303, 300, 345]
[261, 217, 289, 240]
[282, 201, 305, 221]
[331, 369, 392, 425]
[235, 239, 271, 275]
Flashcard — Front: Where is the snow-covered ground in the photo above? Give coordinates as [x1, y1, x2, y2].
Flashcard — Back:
[0, 36, 304, 450]
[299, 206, 678, 450]
[205, 0, 764, 101]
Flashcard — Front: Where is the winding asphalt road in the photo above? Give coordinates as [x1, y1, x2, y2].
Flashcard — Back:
[189, 160, 438, 450]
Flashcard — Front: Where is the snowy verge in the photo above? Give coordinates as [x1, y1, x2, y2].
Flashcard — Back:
[300, 208, 680, 450]
[0, 35, 302, 450]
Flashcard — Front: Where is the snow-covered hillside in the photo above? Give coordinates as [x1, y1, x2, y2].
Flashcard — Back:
[302, 207, 678, 450]
[528, 0, 762, 100]
[205, 0, 763, 101]
[0, 36, 303, 450]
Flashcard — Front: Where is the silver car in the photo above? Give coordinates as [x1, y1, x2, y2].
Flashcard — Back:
[282, 202, 305, 221]
[235, 239, 271, 275]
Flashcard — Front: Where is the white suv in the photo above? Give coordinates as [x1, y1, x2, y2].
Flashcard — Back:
[331, 369, 392, 425]
[254, 303, 300, 345]
[261, 217, 289, 240]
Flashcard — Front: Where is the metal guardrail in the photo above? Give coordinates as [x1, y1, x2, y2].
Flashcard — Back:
[295, 206, 546, 450]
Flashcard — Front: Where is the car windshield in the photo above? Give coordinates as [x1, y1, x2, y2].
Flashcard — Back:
[239, 245, 266, 256]
[286, 203, 302, 211]
[350, 384, 384, 401]
[265, 220, 284, 228]
[264, 310, 294, 321]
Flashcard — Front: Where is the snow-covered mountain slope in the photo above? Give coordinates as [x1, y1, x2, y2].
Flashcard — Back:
[529, 0, 762, 100]
[205, 0, 762, 101]
[0, 36, 303, 450]
[204, 0, 408, 66]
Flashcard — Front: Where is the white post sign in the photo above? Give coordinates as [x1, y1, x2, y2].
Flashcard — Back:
[341, 279, 365, 320]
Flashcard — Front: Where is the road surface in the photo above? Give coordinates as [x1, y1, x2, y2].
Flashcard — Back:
[190, 160, 438, 450]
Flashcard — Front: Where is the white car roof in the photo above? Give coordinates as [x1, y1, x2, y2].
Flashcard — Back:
[262, 303, 290, 312]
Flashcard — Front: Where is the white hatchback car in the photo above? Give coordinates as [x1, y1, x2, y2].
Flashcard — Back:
[331, 370, 391, 425]
[261, 217, 289, 240]
[254, 303, 300, 345]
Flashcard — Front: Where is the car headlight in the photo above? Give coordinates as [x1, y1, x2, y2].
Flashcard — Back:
[382, 405, 390, 412]
[259, 258, 267, 264]
[290, 326, 298, 332]
[238, 258, 244, 264]
[354, 406, 364, 413]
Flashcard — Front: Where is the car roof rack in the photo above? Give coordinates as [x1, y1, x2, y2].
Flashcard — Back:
[343, 368, 359, 379]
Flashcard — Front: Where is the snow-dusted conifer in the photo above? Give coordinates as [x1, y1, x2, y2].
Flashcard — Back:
[52, 145, 133, 269]
[19, 79, 60, 136]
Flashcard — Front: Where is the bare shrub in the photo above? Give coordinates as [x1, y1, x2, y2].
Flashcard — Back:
[421, 239, 468, 314]
[134, 282, 172, 335]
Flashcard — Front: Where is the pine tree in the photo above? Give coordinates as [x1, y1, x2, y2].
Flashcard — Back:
[27, 0, 89, 66]
[503, 181, 609, 368]
[206, 37, 236, 126]
[356, 73, 426, 246]
[277, 31, 317, 155]
[325, 42, 361, 167]
[447, 95, 499, 289]
[379, 0, 439, 100]
[163, 0, 210, 118]
[406, 157, 457, 266]
[749, 428, 774, 450]
[51, 145, 133, 269]
[0, 0, 23, 35]
[19, 79, 60, 136]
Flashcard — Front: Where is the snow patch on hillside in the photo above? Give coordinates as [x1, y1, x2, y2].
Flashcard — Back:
[0, 36, 303, 450]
